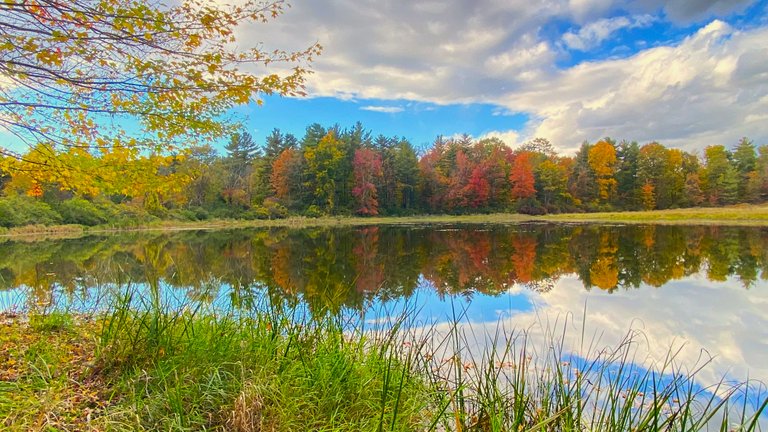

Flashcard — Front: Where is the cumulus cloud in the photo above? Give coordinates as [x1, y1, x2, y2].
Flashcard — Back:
[360, 105, 405, 113]
[420, 274, 768, 389]
[478, 130, 524, 148]
[562, 14, 656, 51]
[241, 0, 766, 153]
[506, 21, 768, 153]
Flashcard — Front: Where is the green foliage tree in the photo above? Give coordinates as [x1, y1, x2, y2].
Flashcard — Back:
[732, 137, 757, 200]
[222, 132, 259, 207]
[392, 140, 420, 211]
[615, 141, 640, 210]
[569, 142, 598, 207]
[535, 159, 570, 210]
[304, 131, 344, 214]
[703, 145, 739, 205]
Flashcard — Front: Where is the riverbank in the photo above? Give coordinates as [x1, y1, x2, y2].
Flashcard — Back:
[1, 296, 766, 431]
[3, 204, 768, 240]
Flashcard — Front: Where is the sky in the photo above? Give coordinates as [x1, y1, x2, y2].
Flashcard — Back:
[238, 0, 768, 155]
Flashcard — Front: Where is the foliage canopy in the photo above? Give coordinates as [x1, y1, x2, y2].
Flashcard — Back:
[0, 0, 320, 181]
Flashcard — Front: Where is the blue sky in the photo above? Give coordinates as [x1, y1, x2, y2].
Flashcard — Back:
[234, 0, 768, 154]
[241, 96, 528, 150]
[1, 0, 766, 156]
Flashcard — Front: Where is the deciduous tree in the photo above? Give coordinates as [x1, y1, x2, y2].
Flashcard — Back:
[588, 140, 618, 203]
[510, 152, 536, 201]
[351, 148, 383, 216]
[0, 0, 320, 184]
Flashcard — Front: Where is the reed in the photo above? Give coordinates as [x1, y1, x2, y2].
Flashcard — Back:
[1, 286, 766, 431]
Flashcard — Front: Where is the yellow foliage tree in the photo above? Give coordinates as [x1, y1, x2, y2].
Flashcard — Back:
[587, 140, 618, 203]
[0, 0, 320, 188]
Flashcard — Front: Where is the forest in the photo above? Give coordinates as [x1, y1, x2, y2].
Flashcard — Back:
[1, 122, 765, 227]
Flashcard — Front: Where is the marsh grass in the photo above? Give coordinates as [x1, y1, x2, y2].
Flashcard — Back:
[5, 203, 768, 242]
[1, 287, 766, 431]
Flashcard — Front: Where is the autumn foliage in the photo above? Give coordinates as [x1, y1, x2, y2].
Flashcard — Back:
[510, 152, 536, 201]
[0, 119, 766, 224]
[352, 148, 383, 215]
[0, 0, 320, 191]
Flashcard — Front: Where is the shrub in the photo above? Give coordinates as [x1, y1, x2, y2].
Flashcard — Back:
[0, 196, 62, 227]
[516, 197, 546, 215]
[56, 198, 108, 226]
[304, 205, 323, 218]
[108, 203, 156, 226]
[190, 207, 210, 221]
[167, 208, 198, 221]
[244, 207, 270, 220]
[263, 198, 289, 219]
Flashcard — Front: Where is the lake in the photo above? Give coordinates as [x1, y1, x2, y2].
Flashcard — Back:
[2, 222, 767, 406]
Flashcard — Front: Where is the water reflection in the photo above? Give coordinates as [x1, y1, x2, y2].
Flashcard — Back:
[1, 224, 766, 306]
[1, 223, 767, 386]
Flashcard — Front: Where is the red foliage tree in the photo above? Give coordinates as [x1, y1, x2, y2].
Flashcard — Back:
[447, 150, 473, 209]
[466, 163, 491, 208]
[352, 148, 383, 215]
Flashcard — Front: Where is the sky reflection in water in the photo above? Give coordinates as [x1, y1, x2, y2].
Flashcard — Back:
[1, 223, 767, 397]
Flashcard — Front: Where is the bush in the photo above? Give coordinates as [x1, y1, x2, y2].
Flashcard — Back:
[304, 205, 323, 218]
[56, 198, 108, 226]
[263, 198, 289, 219]
[167, 208, 198, 221]
[190, 207, 210, 221]
[0, 196, 62, 227]
[516, 197, 547, 215]
[107, 203, 156, 226]
[210, 206, 244, 220]
[243, 206, 270, 220]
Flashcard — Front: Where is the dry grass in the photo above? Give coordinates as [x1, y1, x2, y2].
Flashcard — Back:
[4, 203, 768, 243]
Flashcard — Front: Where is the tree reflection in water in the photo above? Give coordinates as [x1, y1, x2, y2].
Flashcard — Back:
[1, 223, 766, 313]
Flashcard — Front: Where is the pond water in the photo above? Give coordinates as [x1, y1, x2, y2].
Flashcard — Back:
[2, 222, 767, 396]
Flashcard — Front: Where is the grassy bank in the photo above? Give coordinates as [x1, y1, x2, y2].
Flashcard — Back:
[2, 289, 766, 431]
[4, 203, 768, 240]
[1, 305, 428, 431]
[545, 203, 768, 224]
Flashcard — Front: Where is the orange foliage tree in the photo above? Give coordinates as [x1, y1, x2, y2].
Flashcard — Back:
[510, 152, 536, 200]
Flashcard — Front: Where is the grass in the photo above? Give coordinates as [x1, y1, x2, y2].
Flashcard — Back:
[1, 288, 766, 431]
[5, 203, 768, 241]
[545, 203, 768, 224]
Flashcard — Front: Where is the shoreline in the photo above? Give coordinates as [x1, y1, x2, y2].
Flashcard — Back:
[2, 204, 768, 241]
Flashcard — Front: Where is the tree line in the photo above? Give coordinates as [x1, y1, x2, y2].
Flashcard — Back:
[1, 121, 766, 226]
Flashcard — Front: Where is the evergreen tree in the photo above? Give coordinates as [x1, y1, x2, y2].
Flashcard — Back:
[223, 131, 259, 206]
[393, 140, 420, 211]
[703, 145, 738, 205]
[732, 137, 756, 200]
[615, 141, 640, 210]
[568, 142, 598, 207]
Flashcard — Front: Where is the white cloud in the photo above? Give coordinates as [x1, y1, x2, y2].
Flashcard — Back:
[240, 0, 767, 153]
[478, 130, 524, 147]
[360, 105, 405, 113]
[419, 274, 768, 391]
[562, 14, 656, 51]
[505, 20, 768, 153]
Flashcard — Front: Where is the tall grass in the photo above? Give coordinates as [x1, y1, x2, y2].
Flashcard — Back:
[401, 306, 768, 432]
[3, 285, 766, 431]
[88, 285, 430, 431]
